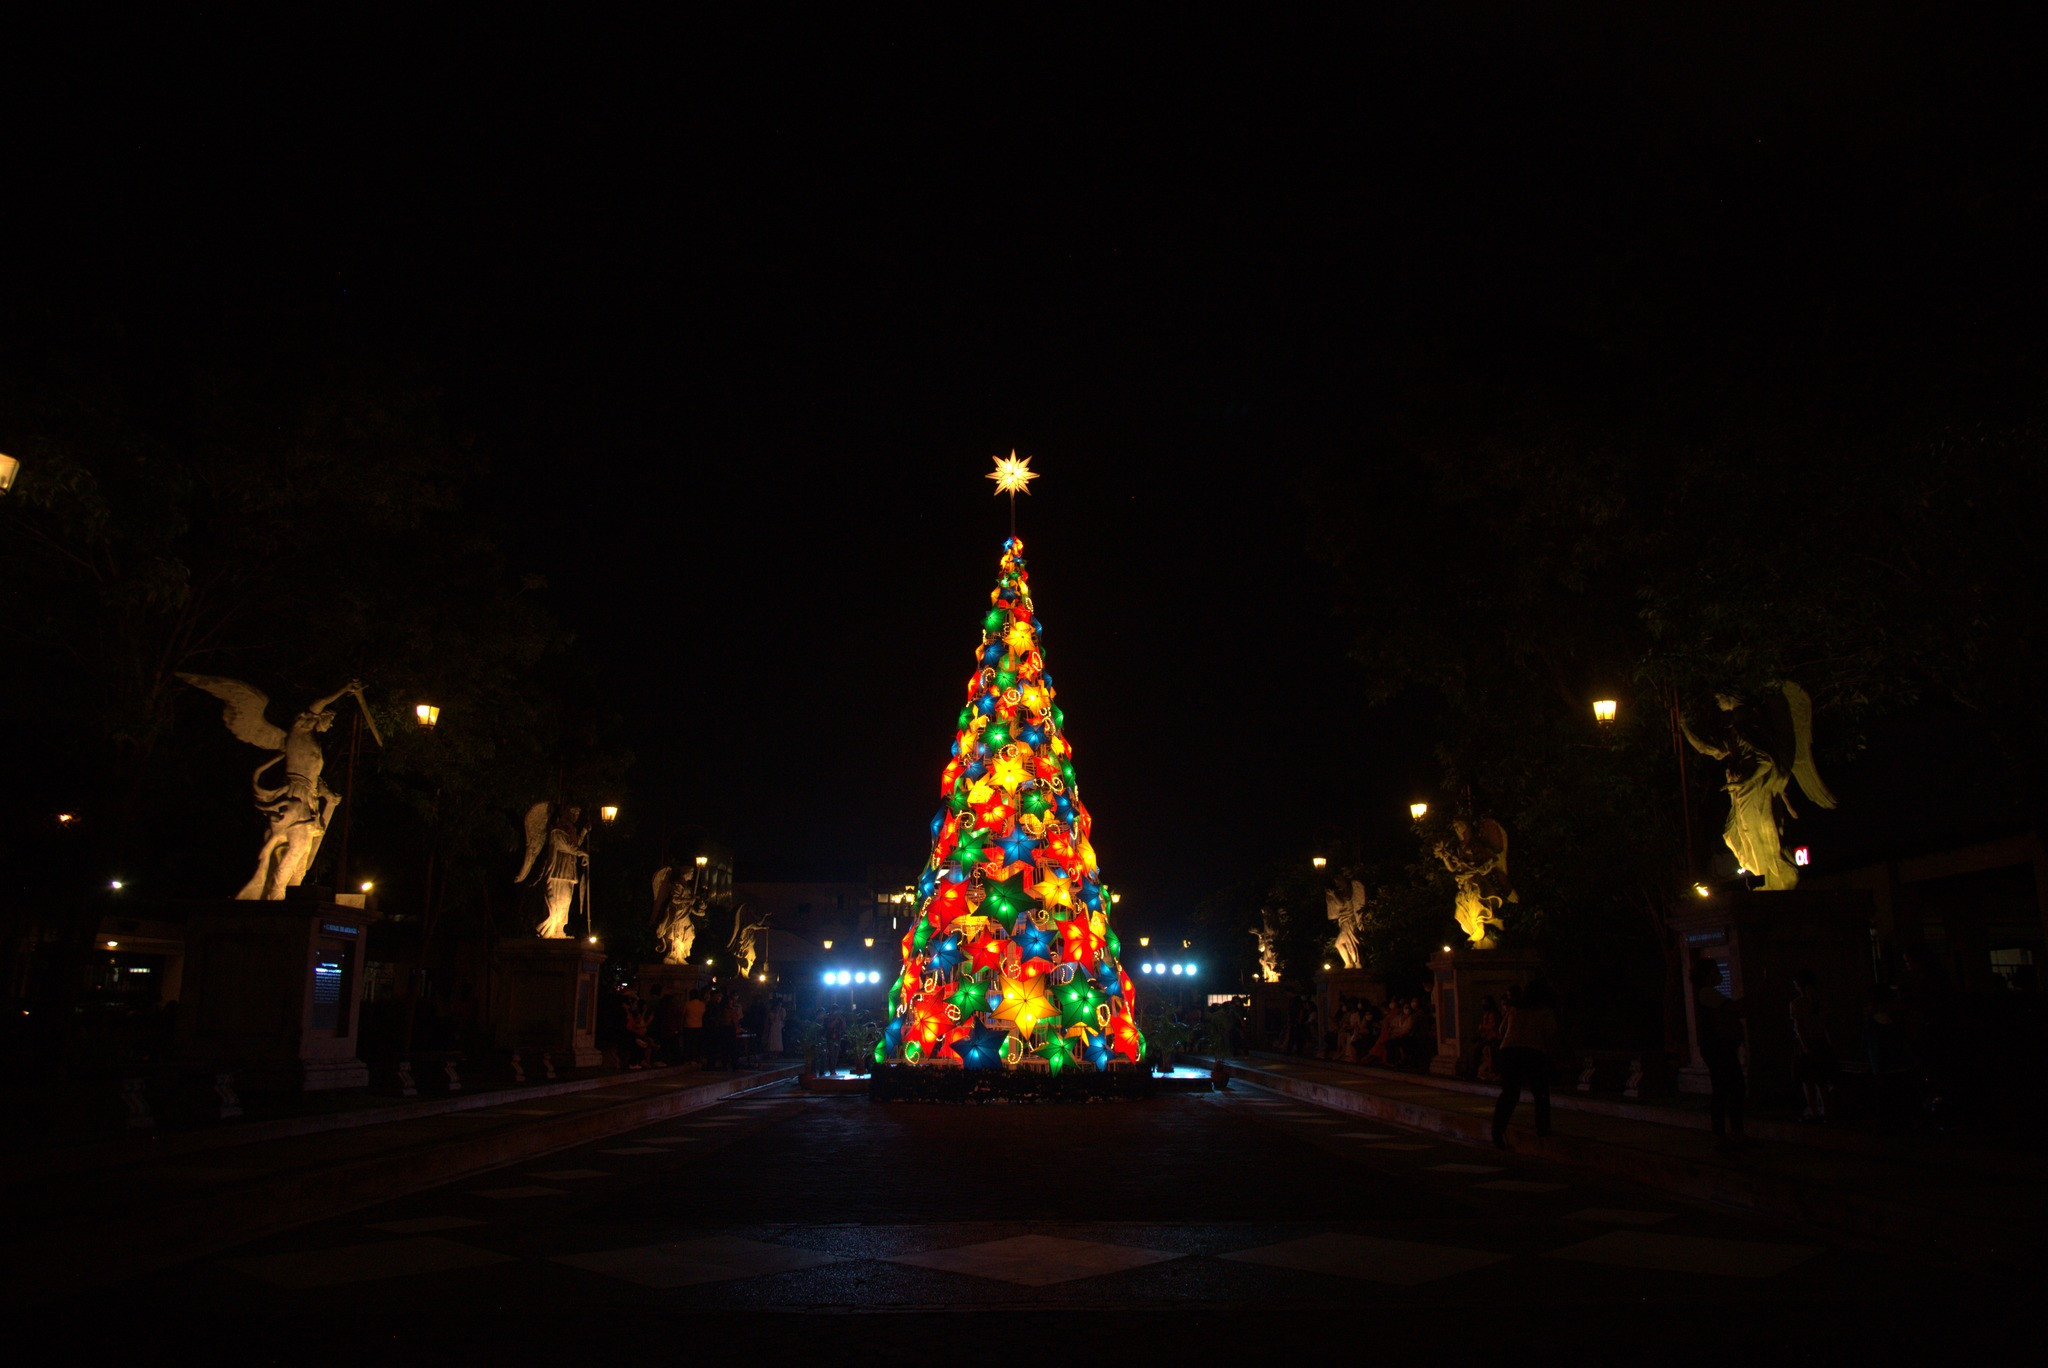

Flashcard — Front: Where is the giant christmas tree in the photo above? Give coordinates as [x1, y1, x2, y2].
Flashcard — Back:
[881, 464, 1140, 1074]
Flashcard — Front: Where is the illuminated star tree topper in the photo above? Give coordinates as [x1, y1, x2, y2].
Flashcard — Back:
[988, 450, 1038, 534]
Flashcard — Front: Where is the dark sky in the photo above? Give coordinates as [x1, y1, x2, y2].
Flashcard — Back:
[9, 10, 2037, 926]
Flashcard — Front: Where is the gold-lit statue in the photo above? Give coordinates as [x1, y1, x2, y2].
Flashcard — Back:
[1250, 908, 1282, 983]
[1681, 681, 1837, 891]
[728, 905, 770, 977]
[1435, 818, 1516, 948]
[517, 802, 589, 938]
[1324, 879, 1368, 970]
[650, 863, 705, 964]
[178, 674, 378, 900]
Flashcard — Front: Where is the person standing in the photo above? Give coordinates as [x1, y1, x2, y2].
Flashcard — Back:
[1491, 981, 1560, 1147]
[1788, 969, 1835, 1122]
[682, 991, 708, 1067]
[766, 997, 787, 1056]
[1692, 958, 1752, 1149]
[649, 983, 685, 1066]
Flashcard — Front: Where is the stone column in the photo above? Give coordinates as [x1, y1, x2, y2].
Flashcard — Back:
[490, 938, 608, 1071]
[1428, 947, 1541, 1077]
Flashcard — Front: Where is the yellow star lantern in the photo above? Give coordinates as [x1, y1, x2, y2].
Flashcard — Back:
[988, 450, 1038, 496]
[1003, 619, 1037, 654]
[1033, 869, 1075, 911]
[988, 755, 1029, 791]
[992, 973, 1059, 1040]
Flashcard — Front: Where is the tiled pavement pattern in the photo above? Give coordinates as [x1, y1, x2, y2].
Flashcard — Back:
[46, 1081, 2031, 1357]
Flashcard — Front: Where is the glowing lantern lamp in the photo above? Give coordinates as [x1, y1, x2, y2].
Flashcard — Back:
[1593, 699, 1618, 725]
[415, 703, 440, 729]
[1410, 802, 1429, 821]
[1311, 856, 1327, 869]
[0, 452, 19, 495]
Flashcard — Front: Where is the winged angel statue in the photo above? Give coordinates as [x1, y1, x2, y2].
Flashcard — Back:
[1324, 879, 1368, 970]
[650, 862, 704, 964]
[1681, 681, 1837, 891]
[728, 905, 770, 977]
[516, 802, 589, 938]
[1435, 818, 1517, 949]
[178, 674, 377, 899]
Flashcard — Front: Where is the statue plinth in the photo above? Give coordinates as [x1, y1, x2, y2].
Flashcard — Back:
[175, 894, 380, 1093]
[1428, 946, 1542, 1077]
[489, 938, 606, 1071]
[634, 961, 710, 1002]
[1669, 888, 1875, 1104]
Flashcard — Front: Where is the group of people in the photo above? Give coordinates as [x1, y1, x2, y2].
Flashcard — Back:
[1320, 994, 1433, 1070]
[598, 983, 789, 1072]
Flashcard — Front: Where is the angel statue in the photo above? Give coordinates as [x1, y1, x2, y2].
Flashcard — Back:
[650, 862, 705, 964]
[1325, 879, 1368, 970]
[1434, 817, 1517, 949]
[516, 802, 589, 938]
[1681, 681, 1837, 891]
[178, 674, 380, 900]
[728, 905, 770, 977]
[1250, 908, 1282, 983]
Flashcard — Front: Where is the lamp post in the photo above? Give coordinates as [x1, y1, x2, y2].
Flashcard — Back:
[1593, 698, 1618, 725]
[1311, 856, 1327, 870]
[0, 452, 19, 496]
[414, 704, 441, 730]
[1409, 801, 1429, 821]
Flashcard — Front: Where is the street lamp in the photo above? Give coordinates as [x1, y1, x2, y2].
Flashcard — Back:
[1409, 801, 1429, 821]
[863, 937, 874, 948]
[600, 805, 619, 824]
[56, 813, 76, 826]
[414, 704, 440, 729]
[1311, 856, 1328, 869]
[695, 855, 709, 867]
[359, 880, 375, 893]
[0, 453, 19, 495]
[823, 939, 834, 950]
[1593, 699, 1618, 725]
[1110, 892, 1121, 904]
[1138, 936, 1149, 948]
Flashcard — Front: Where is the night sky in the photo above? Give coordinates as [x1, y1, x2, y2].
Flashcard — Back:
[10, 11, 2036, 926]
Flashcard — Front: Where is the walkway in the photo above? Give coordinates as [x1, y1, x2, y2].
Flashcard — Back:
[1, 1063, 795, 1309]
[31, 1081, 2033, 1358]
[1195, 1053, 2045, 1266]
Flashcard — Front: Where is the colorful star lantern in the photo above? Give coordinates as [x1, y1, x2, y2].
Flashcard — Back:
[883, 536, 1142, 1073]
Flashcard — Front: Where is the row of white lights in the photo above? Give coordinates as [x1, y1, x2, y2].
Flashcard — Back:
[822, 969, 884, 986]
[1138, 962, 1198, 976]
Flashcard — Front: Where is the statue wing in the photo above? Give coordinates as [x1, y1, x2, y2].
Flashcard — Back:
[651, 866, 674, 913]
[1781, 681, 1838, 810]
[515, 801, 551, 883]
[177, 673, 287, 751]
[1480, 818, 1509, 859]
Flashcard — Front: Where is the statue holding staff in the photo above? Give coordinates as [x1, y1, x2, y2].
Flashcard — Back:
[1681, 681, 1837, 891]
[518, 802, 589, 938]
[178, 674, 380, 900]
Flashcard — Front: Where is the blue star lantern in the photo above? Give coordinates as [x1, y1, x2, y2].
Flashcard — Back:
[956, 1023, 1010, 1071]
[928, 933, 967, 977]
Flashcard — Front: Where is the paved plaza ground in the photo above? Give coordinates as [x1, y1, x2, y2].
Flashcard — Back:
[41, 1078, 2033, 1362]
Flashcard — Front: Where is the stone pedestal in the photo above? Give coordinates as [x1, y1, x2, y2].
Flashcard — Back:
[1670, 887, 1876, 1104]
[634, 961, 710, 1003]
[1315, 967, 1385, 1054]
[1244, 981, 1293, 1051]
[176, 895, 379, 1093]
[1428, 947, 1541, 1077]
[490, 938, 606, 1070]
